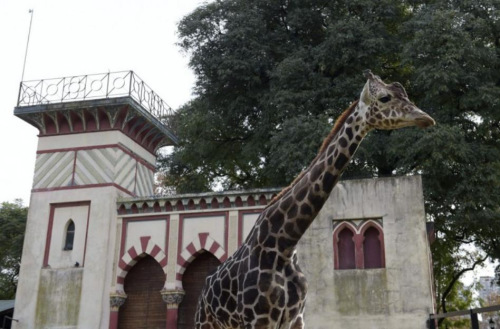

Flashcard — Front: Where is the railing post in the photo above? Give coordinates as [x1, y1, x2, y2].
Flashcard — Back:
[82, 75, 87, 100]
[141, 81, 145, 105]
[17, 81, 23, 106]
[470, 310, 479, 329]
[129, 71, 133, 97]
[61, 77, 65, 102]
[106, 72, 110, 97]
[40, 79, 44, 104]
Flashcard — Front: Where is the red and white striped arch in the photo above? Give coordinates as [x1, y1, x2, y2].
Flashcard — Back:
[116, 236, 168, 291]
[175, 232, 227, 288]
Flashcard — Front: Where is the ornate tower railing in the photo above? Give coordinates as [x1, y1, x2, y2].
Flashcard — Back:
[17, 70, 174, 129]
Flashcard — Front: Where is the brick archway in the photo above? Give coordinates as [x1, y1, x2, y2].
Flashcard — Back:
[116, 236, 168, 291]
[176, 232, 226, 289]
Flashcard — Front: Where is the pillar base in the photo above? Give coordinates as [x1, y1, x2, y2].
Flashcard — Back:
[161, 289, 185, 329]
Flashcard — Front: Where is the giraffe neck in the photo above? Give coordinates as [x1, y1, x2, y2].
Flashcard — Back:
[258, 101, 371, 255]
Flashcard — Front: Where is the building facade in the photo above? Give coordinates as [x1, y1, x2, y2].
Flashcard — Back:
[12, 72, 435, 329]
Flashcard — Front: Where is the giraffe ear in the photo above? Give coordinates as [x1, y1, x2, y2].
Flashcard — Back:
[360, 80, 372, 104]
[363, 69, 375, 80]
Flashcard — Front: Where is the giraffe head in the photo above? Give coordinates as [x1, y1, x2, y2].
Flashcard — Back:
[360, 70, 435, 130]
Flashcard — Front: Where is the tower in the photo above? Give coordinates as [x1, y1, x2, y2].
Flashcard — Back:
[12, 71, 177, 329]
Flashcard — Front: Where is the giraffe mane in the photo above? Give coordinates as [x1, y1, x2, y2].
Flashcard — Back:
[267, 100, 359, 207]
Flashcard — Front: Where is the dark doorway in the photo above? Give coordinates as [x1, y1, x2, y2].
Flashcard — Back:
[118, 255, 166, 329]
[178, 252, 221, 329]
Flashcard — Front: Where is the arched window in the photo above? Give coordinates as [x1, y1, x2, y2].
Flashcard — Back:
[363, 226, 382, 269]
[338, 228, 356, 269]
[333, 220, 385, 270]
[64, 220, 75, 251]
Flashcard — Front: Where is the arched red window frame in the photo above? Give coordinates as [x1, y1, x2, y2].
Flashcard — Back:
[333, 220, 385, 270]
[359, 221, 385, 269]
[332, 222, 359, 270]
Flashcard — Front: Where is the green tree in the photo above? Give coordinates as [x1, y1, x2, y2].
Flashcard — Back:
[0, 200, 27, 299]
[432, 237, 486, 327]
[396, 1, 500, 317]
[162, 0, 413, 192]
[160, 0, 500, 318]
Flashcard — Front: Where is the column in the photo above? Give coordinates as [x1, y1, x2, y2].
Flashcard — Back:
[109, 292, 127, 329]
[161, 289, 185, 329]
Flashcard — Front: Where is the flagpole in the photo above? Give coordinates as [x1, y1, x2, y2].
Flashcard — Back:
[21, 9, 34, 82]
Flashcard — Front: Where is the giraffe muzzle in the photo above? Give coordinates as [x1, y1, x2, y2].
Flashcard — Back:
[409, 107, 435, 128]
[414, 113, 435, 128]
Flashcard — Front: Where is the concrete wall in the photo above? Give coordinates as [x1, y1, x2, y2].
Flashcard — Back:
[14, 187, 122, 329]
[13, 130, 156, 329]
[298, 176, 435, 329]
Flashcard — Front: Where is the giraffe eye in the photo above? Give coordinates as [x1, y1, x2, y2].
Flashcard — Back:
[379, 95, 391, 103]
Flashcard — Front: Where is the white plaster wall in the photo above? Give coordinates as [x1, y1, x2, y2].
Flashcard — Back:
[48, 204, 89, 268]
[227, 210, 239, 255]
[36, 131, 156, 166]
[298, 176, 434, 329]
[242, 212, 260, 241]
[126, 220, 167, 252]
[14, 126, 155, 329]
[165, 214, 180, 290]
[182, 215, 226, 250]
[13, 186, 125, 329]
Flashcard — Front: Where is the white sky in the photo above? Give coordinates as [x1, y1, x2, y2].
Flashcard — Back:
[0, 0, 203, 205]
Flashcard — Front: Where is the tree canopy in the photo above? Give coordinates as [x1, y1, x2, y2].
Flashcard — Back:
[0, 200, 27, 299]
[159, 0, 500, 317]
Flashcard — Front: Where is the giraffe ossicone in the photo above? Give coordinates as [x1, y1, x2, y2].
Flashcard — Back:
[194, 71, 435, 329]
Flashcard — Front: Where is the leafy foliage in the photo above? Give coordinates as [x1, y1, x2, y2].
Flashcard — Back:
[162, 0, 414, 192]
[0, 200, 27, 299]
[160, 0, 500, 316]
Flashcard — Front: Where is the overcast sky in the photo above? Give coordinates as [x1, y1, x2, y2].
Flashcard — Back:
[0, 0, 203, 204]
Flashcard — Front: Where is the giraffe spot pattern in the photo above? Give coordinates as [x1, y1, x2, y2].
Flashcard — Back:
[280, 196, 293, 211]
[287, 204, 298, 219]
[323, 171, 337, 193]
[297, 218, 309, 232]
[335, 153, 348, 170]
[263, 235, 276, 248]
[261, 250, 277, 270]
[243, 286, 258, 305]
[255, 296, 270, 314]
[349, 142, 358, 156]
[310, 163, 324, 181]
[307, 192, 324, 211]
[339, 137, 348, 148]
[258, 272, 272, 292]
[284, 222, 300, 239]
[270, 211, 284, 233]
[296, 186, 307, 202]
[271, 307, 281, 321]
[345, 127, 353, 140]
[300, 204, 312, 216]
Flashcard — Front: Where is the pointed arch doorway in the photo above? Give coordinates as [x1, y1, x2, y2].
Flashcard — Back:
[178, 252, 221, 329]
[118, 255, 166, 329]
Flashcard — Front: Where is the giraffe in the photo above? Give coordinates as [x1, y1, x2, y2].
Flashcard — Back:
[194, 70, 435, 329]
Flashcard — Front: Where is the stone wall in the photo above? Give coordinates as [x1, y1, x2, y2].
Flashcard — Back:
[298, 175, 434, 329]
